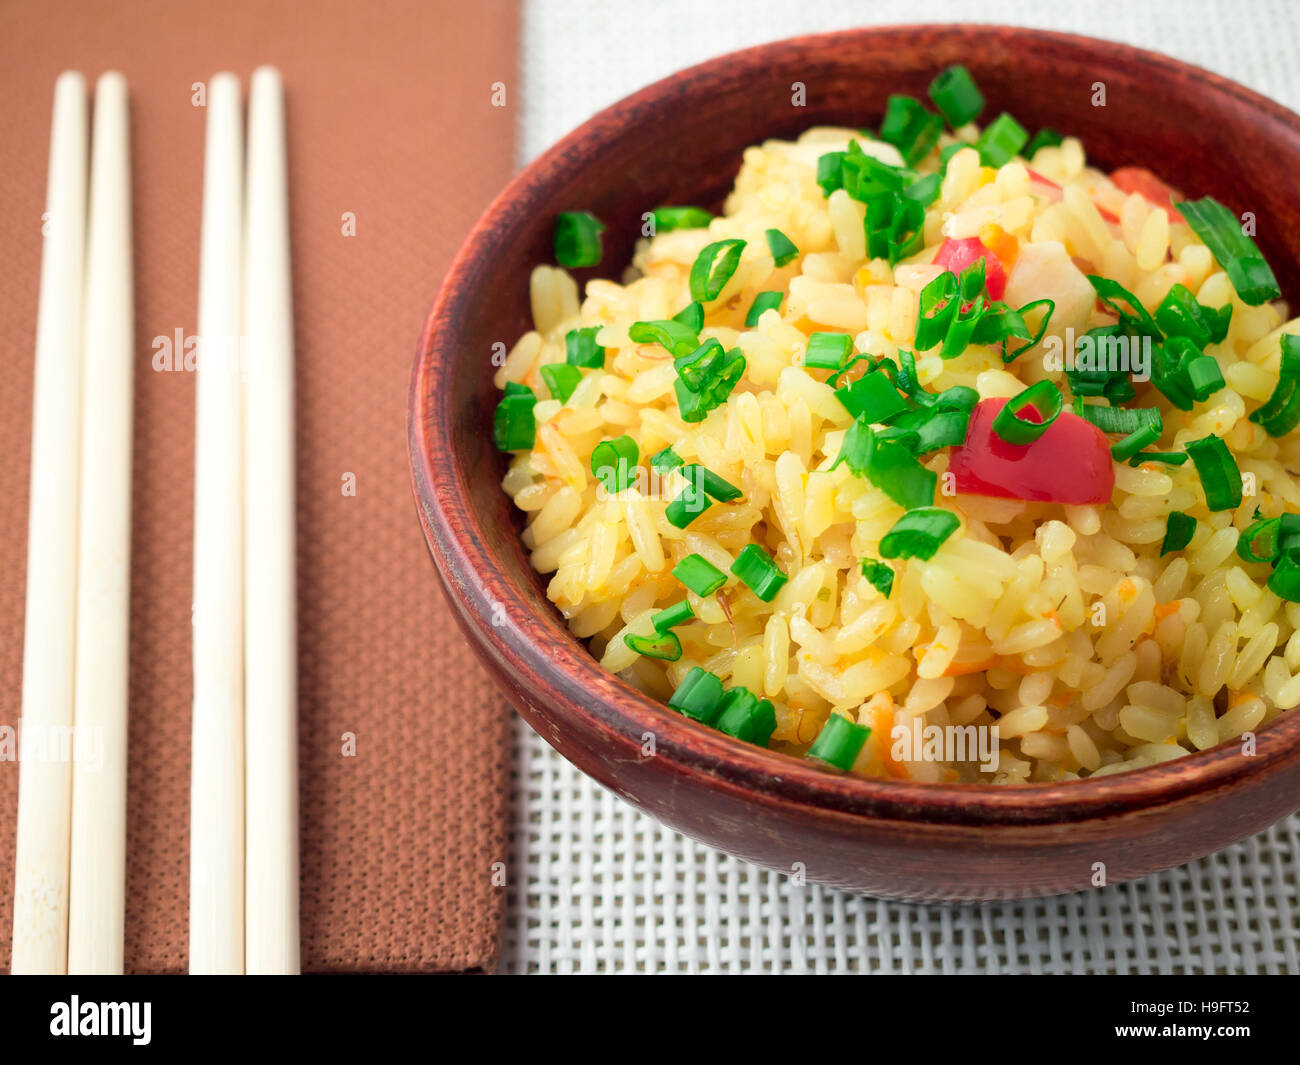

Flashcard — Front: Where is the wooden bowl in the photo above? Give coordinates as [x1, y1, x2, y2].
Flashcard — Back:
[409, 24, 1300, 899]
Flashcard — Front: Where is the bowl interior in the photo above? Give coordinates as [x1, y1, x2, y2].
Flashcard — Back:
[413, 24, 1300, 817]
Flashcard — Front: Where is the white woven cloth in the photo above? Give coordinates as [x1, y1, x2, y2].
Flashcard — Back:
[502, 0, 1300, 973]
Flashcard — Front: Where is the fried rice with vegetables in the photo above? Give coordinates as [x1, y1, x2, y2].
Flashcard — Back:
[491, 66, 1300, 784]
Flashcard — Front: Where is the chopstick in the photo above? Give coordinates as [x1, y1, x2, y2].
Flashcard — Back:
[10, 71, 88, 976]
[189, 71, 246, 975]
[242, 65, 301, 974]
[67, 70, 134, 975]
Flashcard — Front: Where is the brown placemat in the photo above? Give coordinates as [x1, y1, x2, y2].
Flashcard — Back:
[0, 0, 517, 973]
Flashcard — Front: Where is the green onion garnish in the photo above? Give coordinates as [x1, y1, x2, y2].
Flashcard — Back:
[684, 465, 742, 502]
[673, 553, 728, 596]
[1268, 551, 1300, 602]
[675, 338, 724, 392]
[1176, 196, 1281, 306]
[1161, 512, 1197, 556]
[1126, 450, 1189, 468]
[808, 714, 872, 771]
[1186, 434, 1243, 511]
[928, 65, 984, 127]
[651, 600, 695, 633]
[673, 301, 705, 332]
[665, 480, 712, 528]
[553, 210, 605, 268]
[992, 381, 1062, 445]
[628, 318, 700, 358]
[1155, 283, 1232, 348]
[651, 446, 684, 473]
[879, 506, 960, 560]
[805, 332, 853, 371]
[915, 270, 959, 352]
[590, 435, 639, 494]
[765, 228, 799, 267]
[860, 559, 894, 598]
[689, 238, 746, 302]
[565, 326, 606, 368]
[539, 362, 583, 403]
[1024, 128, 1064, 159]
[624, 630, 682, 661]
[835, 370, 909, 423]
[730, 544, 788, 602]
[493, 383, 537, 451]
[652, 206, 713, 232]
[975, 112, 1028, 167]
[1249, 335, 1300, 436]
[1185, 356, 1226, 402]
[891, 406, 972, 453]
[745, 291, 783, 326]
[1237, 516, 1282, 564]
[668, 667, 726, 724]
[1113, 410, 1163, 462]
[832, 418, 936, 509]
[714, 688, 778, 747]
[903, 171, 943, 206]
[879, 95, 943, 166]
[1086, 275, 1162, 339]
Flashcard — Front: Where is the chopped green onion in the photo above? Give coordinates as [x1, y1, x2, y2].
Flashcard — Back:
[1072, 399, 1150, 435]
[652, 206, 713, 232]
[879, 506, 960, 560]
[539, 362, 582, 403]
[805, 331, 853, 370]
[493, 384, 537, 451]
[628, 319, 699, 358]
[1024, 128, 1064, 159]
[808, 714, 872, 770]
[1161, 512, 1197, 555]
[674, 338, 724, 391]
[730, 544, 788, 602]
[1186, 434, 1243, 511]
[745, 291, 783, 326]
[689, 238, 746, 302]
[715, 688, 778, 746]
[1127, 450, 1189, 468]
[1151, 336, 1198, 411]
[652, 600, 695, 633]
[975, 112, 1028, 168]
[1268, 550, 1300, 601]
[665, 480, 712, 528]
[765, 228, 800, 267]
[860, 559, 894, 598]
[816, 151, 847, 195]
[553, 210, 604, 268]
[590, 436, 639, 494]
[668, 667, 726, 724]
[651, 446, 683, 472]
[673, 553, 727, 596]
[832, 418, 936, 509]
[903, 171, 942, 206]
[1156, 283, 1232, 348]
[1237, 516, 1281, 564]
[835, 370, 909, 423]
[1086, 275, 1162, 338]
[1111, 410, 1163, 462]
[879, 95, 943, 165]
[673, 301, 705, 332]
[684, 465, 743, 502]
[565, 326, 605, 368]
[1185, 356, 1226, 402]
[928, 65, 984, 127]
[891, 406, 972, 453]
[915, 270, 959, 352]
[1249, 335, 1300, 436]
[1176, 196, 1281, 306]
[624, 630, 682, 661]
[992, 381, 1062, 444]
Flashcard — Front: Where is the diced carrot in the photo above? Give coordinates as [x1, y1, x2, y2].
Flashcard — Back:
[870, 697, 910, 780]
[1118, 578, 1137, 602]
[1227, 689, 1255, 710]
[1043, 608, 1064, 628]
[943, 654, 1000, 677]
[1153, 601, 1181, 623]
[1049, 690, 1076, 708]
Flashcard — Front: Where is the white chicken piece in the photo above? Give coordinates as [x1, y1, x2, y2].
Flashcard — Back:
[1003, 239, 1096, 344]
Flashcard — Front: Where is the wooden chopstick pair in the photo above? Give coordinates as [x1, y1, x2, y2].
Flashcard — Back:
[10, 67, 299, 976]
[11, 69, 132, 977]
[190, 66, 300, 977]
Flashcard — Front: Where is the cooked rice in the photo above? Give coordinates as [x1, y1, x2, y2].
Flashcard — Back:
[494, 121, 1300, 784]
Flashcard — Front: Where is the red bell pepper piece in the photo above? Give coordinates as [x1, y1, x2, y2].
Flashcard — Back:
[947, 398, 1115, 505]
[933, 236, 1007, 302]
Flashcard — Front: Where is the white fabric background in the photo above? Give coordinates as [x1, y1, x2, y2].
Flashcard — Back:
[501, 0, 1300, 973]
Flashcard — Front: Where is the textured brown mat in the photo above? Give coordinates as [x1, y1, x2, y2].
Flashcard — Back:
[0, 0, 517, 973]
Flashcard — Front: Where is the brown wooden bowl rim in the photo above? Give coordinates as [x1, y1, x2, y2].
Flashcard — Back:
[409, 23, 1300, 828]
